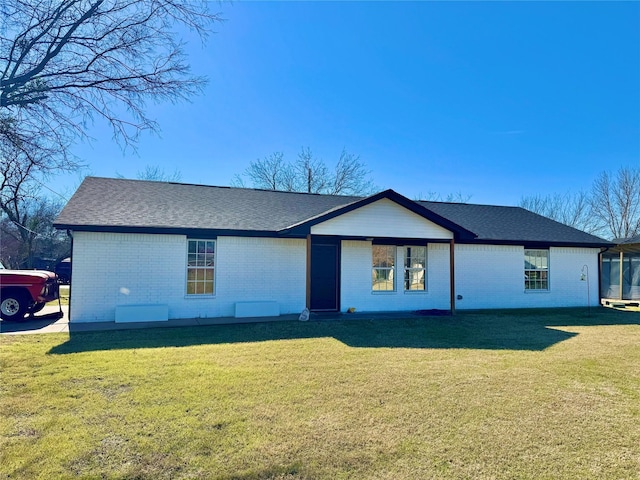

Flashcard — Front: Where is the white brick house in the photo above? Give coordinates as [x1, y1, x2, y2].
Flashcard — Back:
[54, 177, 611, 323]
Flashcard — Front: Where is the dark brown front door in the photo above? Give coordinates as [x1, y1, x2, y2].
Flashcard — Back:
[309, 237, 340, 311]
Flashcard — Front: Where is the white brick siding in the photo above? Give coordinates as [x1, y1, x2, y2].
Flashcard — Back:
[70, 232, 306, 322]
[70, 231, 601, 322]
[454, 244, 600, 309]
[340, 240, 451, 312]
[311, 198, 453, 239]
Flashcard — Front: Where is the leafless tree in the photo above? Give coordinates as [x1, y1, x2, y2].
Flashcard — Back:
[1, 1, 220, 149]
[232, 152, 293, 191]
[590, 167, 640, 240]
[1, 0, 221, 238]
[0, 194, 68, 268]
[137, 165, 182, 182]
[233, 147, 376, 196]
[295, 147, 329, 194]
[519, 191, 597, 234]
[115, 164, 182, 182]
[328, 149, 375, 196]
[416, 191, 472, 203]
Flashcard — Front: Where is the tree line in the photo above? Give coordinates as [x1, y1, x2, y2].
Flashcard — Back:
[519, 166, 640, 240]
[231, 147, 376, 196]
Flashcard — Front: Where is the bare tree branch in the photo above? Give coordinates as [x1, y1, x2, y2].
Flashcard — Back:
[1, 0, 221, 265]
[236, 147, 376, 196]
[416, 191, 473, 203]
[590, 167, 640, 240]
[519, 191, 597, 234]
[519, 167, 640, 240]
[1, 0, 221, 155]
[136, 164, 182, 182]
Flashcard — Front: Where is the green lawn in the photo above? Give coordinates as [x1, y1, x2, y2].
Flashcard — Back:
[1, 308, 639, 479]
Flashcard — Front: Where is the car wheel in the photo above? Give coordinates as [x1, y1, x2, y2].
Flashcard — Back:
[0, 292, 28, 321]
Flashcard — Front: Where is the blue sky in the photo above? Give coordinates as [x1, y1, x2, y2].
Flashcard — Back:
[59, 1, 639, 206]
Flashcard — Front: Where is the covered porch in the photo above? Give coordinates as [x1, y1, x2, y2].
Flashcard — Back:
[600, 237, 640, 308]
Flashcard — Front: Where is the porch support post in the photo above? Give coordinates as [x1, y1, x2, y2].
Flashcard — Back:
[620, 250, 624, 301]
[598, 248, 603, 304]
[449, 238, 456, 315]
[306, 234, 312, 309]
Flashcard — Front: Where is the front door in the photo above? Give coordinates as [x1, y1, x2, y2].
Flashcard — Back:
[309, 237, 340, 311]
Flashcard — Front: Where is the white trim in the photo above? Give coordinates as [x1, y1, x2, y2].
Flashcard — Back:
[524, 248, 550, 292]
[186, 238, 217, 297]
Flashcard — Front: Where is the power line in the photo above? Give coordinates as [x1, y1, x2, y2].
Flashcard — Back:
[31, 177, 70, 201]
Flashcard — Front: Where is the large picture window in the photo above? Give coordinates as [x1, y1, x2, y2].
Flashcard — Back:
[187, 239, 215, 295]
[524, 249, 549, 290]
[372, 245, 395, 291]
[404, 246, 426, 291]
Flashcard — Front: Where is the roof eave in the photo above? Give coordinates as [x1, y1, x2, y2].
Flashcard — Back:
[458, 238, 614, 248]
[53, 223, 293, 239]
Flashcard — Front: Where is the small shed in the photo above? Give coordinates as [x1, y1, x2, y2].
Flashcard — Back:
[601, 235, 640, 307]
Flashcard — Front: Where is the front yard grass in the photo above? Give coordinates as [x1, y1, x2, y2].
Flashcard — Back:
[1, 308, 639, 479]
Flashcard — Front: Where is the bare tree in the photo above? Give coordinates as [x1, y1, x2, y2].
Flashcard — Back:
[519, 191, 597, 234]
[1, 1, 220, 149]
[590, 167, 640, 239]
[137, 165, 182, 182]
[0, 194, 68, 268]
[234, 147, 376, 196]
[116, 164, 182, 182]
[0, 0, 221, 236]
[232, 152, 293, 191]
[328, 149, 375, 196]
[416, 191, 472, 203]
[295, 147, 329, 193]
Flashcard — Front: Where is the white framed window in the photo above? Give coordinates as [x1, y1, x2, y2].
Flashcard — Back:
[372, 245, 395, 291]
[404, 246, 426, 291]
[187, 239, 215, 295]
[524, 249, 549, 291]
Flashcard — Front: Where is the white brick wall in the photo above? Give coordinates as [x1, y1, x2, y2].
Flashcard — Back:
[70, 232, 306, 322]
[70, 232, 601, 322]
[454, 244, 600, 309]
[340, 240, 451, 312]
[311, 198, 453, 239]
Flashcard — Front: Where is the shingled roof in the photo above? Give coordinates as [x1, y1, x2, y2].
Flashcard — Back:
[54, 177, 611, 247]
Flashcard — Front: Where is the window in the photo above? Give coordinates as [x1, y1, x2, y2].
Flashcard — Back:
[372, 245, 395, 291]
[524, 249, 549, 290]
[187, 239, 215, 295]
[404, 246, 426, 291]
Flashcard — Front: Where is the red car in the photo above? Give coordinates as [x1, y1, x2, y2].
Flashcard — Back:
[0, 266, 60, 321]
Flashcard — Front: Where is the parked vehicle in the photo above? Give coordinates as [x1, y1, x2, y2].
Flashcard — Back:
[0, 264, 60, 321]
[55, 257, 72, 284]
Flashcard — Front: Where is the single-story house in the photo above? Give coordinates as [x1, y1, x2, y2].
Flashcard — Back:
[54, 177, 612, 323]
[601, 235, 640, 307]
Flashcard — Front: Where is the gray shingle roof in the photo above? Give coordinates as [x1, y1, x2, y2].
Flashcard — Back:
[55, 177, 361, 232]
[613, 235, 640, 245]
[419, 201, 609, 246]
[54, 177, 611, 247]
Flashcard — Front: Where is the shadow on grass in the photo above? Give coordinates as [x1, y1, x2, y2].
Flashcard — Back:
[47, 307, 639, 355]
